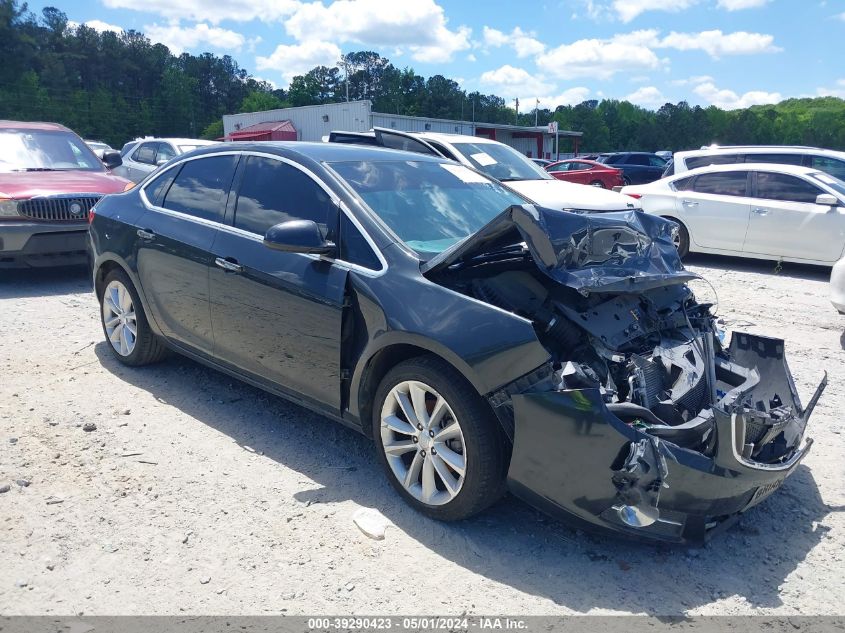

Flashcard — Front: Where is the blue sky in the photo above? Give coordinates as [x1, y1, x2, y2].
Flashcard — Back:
[28, 0, 845, 110]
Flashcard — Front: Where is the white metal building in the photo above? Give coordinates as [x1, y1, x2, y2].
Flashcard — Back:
[222, 100, 582, 159]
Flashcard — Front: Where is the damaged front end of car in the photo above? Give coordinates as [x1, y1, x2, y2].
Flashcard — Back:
[424, 204, 826, 544]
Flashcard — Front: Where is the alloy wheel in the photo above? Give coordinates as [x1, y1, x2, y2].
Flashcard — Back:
[380, 380, 467, 506]
[102, 280, 137, 356]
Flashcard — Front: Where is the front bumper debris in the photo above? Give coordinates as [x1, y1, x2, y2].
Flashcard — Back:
[505, 333, 824, 544]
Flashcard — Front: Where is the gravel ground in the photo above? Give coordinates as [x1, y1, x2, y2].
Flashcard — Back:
[0, 255, 843, 616]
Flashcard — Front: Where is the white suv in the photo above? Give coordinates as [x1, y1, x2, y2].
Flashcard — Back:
[667, 145, 845, 181]
[328, 128, 641, 213]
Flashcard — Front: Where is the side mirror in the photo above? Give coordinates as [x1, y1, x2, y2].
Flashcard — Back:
[102, 150, 122, 169]
[816, 193, 838, 207]
[263, 220, 335, 255]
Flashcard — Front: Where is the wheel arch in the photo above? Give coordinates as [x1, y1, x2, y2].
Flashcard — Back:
[93, 254, 162, 336]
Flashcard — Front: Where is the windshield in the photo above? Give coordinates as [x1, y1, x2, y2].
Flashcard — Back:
[329, 159, 525, 255]
[450, 142, 552, 182]
[0, 129, 105, 173]
[811, 171, 845, 199]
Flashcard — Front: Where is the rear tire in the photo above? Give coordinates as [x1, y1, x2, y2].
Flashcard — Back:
[590, 180, 606, 188]
[372, 355, 508, 521]
[623, 176, 632, 186]
[98, 268, 168, 366]
[664, 217, 690, 258]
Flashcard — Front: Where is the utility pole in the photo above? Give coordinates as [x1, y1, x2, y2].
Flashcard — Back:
[514, 98, 519, 125]
[534, 98, 539, 127]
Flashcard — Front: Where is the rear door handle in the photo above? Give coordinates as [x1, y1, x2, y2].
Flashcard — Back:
[682, 199, 699, 207]
[752, 207, 769, 215]
[136, 228, 156, 241]
[215, 257, 243, 273]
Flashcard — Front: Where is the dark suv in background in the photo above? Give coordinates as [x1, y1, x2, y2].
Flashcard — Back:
[0, 120, 129, 268]
[597, 151, 667, 185]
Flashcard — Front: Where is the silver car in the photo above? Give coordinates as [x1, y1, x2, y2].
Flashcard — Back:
[113, 138, 217, 183]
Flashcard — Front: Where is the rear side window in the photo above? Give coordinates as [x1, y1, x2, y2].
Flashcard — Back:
[234, 156, 334, 235]
[685, 154, 742, 170]
[626, 154, 650, 166]
[756, 172, 821, 204]
[162, 155, 237, 222]
[340, 214, 380, 270]
[156, 143, 176, 162]
[601, 154, 622, 165]
[672, 176, 694, 192]
[144, 168, 176, 205]
[746, 153, 804, 166]
[692, 171, 749, 196]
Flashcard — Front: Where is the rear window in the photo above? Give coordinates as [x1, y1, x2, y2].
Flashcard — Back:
[692, 171, 749, 196]
[162, 155, 237, 222]
[685, 154, 742, 170]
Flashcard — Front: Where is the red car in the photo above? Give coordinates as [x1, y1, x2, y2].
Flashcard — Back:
[0, 121, 130, 268]
[545, 158, 624, 189]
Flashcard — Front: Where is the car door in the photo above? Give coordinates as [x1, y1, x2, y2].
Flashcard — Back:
[675, 170, 752, 252]
[208, 154, 349, 410]
[743, 171, 845, 263]
[569, 161, 595, 185]
[135, 153, 239, 355]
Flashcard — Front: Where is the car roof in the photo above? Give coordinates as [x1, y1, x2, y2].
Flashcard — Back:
[676, 162, 821, 178]
[676, 146, 845, 159]
[187, 140, 449, 164]
[137, 138, 218, 145]
[412, 131, 500, 145]
[0, 120, 71, 132]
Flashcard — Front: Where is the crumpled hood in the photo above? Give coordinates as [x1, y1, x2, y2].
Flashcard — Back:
[422, 204, 699, 294]
[507, 179, 641, 212]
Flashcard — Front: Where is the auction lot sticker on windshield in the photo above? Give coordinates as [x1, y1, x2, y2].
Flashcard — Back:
[470, 151, 497, 166]
[440, 163, 489, 184]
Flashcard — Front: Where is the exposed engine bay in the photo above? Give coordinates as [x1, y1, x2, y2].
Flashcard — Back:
[435, 260, 815, 465]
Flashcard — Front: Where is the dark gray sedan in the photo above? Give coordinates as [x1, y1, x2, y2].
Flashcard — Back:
[88, 142, 823, 543]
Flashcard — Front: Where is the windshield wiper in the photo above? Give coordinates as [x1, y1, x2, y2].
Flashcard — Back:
[11, 167, 61, 172]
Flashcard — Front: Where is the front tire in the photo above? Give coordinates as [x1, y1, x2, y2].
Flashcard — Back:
[590, 180, 606, 188]
[373, 355, 507, 521]
[98, 268, 168, 366]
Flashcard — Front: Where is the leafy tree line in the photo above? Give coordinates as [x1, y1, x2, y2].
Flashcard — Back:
[2, 0, 845, 152]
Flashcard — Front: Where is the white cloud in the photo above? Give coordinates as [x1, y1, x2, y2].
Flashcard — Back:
[69, 19, 123, 34]
[284, 0, 471, 63]
[479, 65, 554, 98]
[481, 26, 545, 58]
[534, 88, 591, 110]
[693, 81, 781, 109]
[658, 29, 780, 58]
[670, 74, 714, 86]
[838, 12, 845, 21]
[101, 0, 299, 24]
[817, 79, 845, 99]
[613, 0, 699, 23]
[256, 40, 342, 86]
[717, 0, 770, 9]
[625, 86, 667, 108]
[144, 22, 249, 54]
[537, 30, 665, 80]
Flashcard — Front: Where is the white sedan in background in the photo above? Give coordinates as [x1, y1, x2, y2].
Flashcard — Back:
[832, 256, 845, 313]
[622, 163, 845, 266]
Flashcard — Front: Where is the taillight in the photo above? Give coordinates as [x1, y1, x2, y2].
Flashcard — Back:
[123, 182, 136, 192]
[626, 193, 642, 199]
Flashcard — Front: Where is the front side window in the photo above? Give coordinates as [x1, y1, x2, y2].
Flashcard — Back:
[626, 154, 650, 166]
[162, 155, 237, 222]
[156, 143, 176, 163]
[133, 143, 157, 165]
[330, 159, 525, 255]
[339, 214, 380, 270]
[547, 163, 569, 172]
[234, 156, 334, 235]
[692, 171, 749, 196]
[810, 156, 845, 181]
[450, 142, 551, 181]
[0, 129, 104, 173]
[756, 172, 822, 204]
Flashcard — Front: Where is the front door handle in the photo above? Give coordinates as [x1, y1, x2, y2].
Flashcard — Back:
[215, 257, 243, 273]
[752, 207, 769, 215]
[136, 228, 156, 241]
[682, 199, 699, 207]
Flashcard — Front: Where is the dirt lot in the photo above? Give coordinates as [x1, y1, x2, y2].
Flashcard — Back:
[1, 255, 843, 616]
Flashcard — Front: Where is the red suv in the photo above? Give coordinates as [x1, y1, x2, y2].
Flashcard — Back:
[0, 121, 130, 268]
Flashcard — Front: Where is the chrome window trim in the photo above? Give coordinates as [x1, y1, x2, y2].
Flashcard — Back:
[138, 150, 388, 277]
